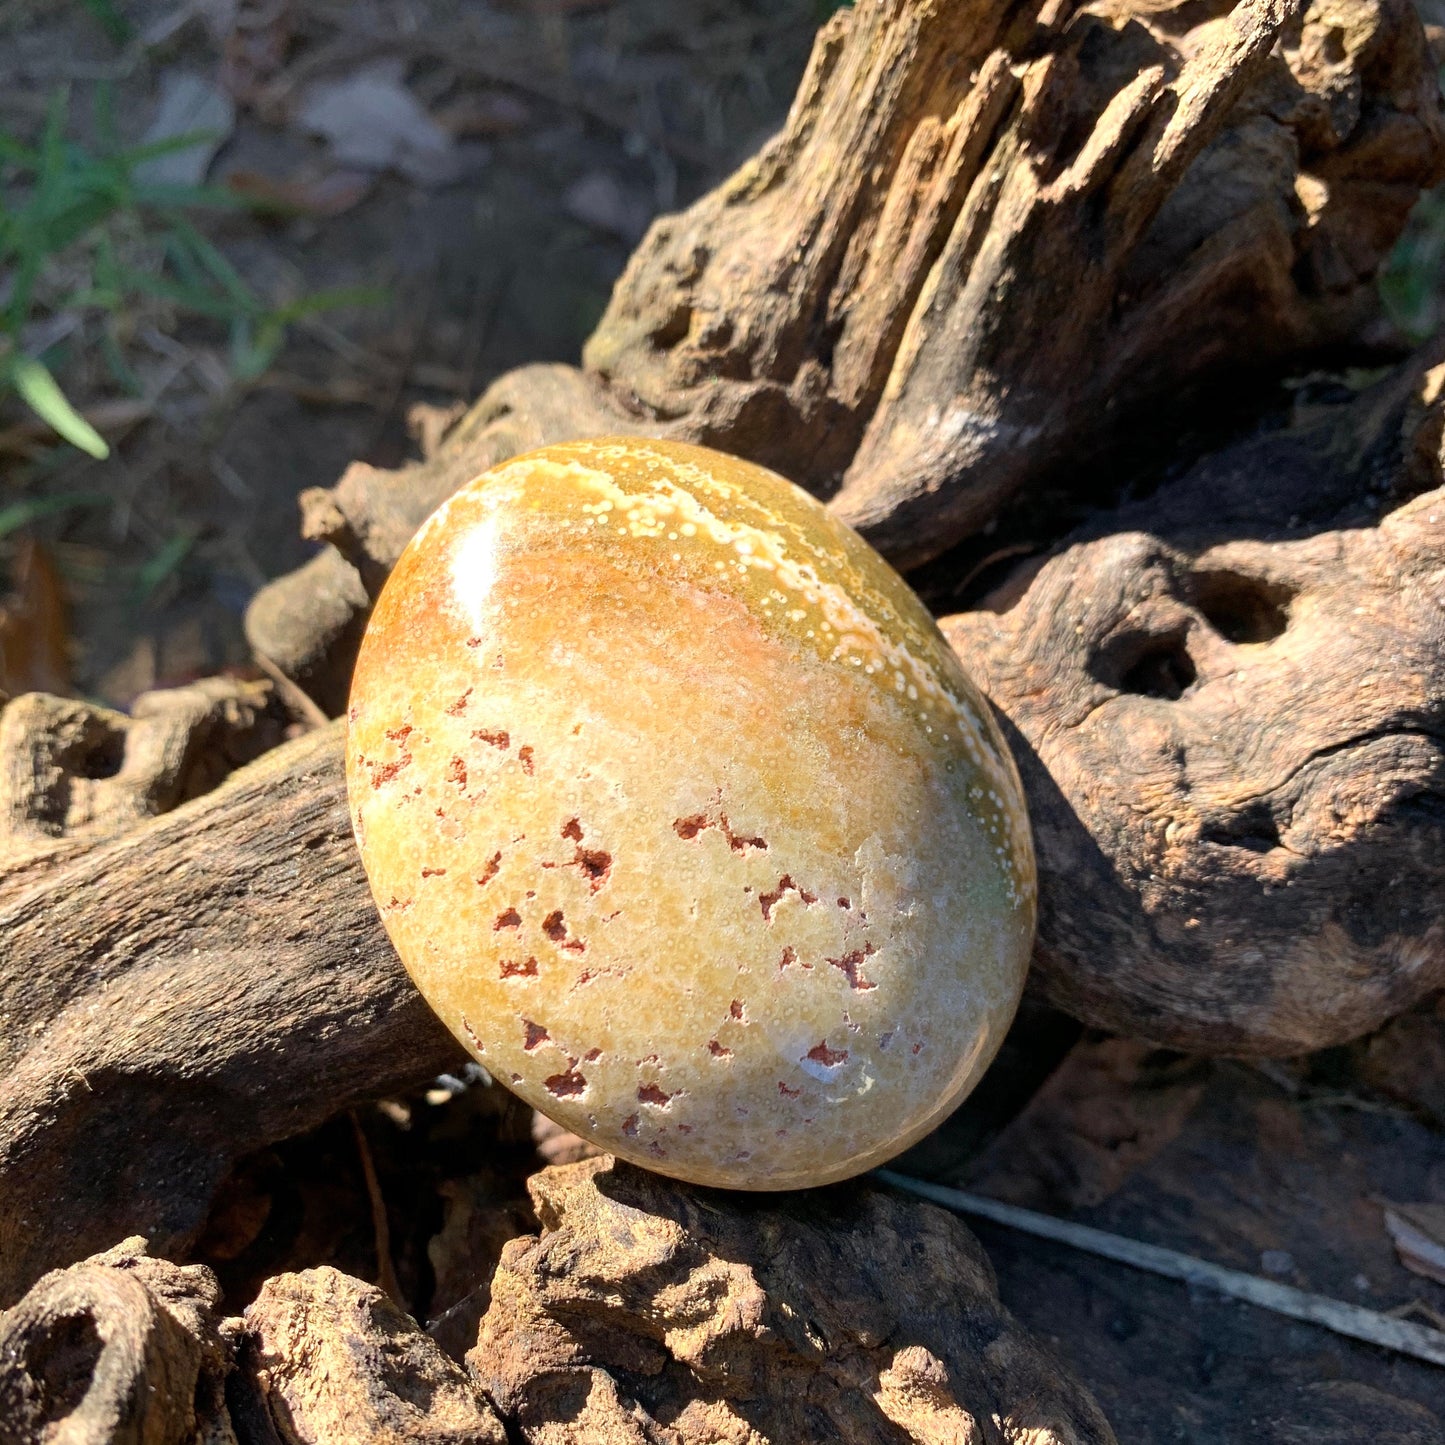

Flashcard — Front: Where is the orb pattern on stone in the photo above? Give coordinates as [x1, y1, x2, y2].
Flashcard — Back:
[346, 437, 1035, 1189]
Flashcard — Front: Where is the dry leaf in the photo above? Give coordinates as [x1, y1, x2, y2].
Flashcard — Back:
[0, 541, 70, 700]
[134, 71, 236, 188]
[562, 170, 652, 242]
[1384, 1203, 1445, 1287]
[296, 62, 463, 187]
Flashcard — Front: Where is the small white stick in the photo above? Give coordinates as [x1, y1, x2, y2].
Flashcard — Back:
[876, 1170, 1445, 1370]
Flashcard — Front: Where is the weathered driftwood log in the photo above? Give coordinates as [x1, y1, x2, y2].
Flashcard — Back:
[245, 0, 1445, 694]
[942, 357, 1445, 1054]
[0, 679, 286, 904]
[4, 349, 1444, 1302]
[0, 723, 464, 1308]
[0, 1238, 233, 1445]
[470, 1157, 1117, 1444]
[0, 1184, 1117, 1445]
[234, 1268, 508, 1443]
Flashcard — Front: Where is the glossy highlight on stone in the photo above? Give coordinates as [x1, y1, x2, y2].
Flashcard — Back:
[346, 437, 1036, 1189]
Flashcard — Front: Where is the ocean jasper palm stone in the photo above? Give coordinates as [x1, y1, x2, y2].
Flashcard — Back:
[346, 437, 1035, 1189]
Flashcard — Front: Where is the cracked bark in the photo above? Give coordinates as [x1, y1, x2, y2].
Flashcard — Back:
[942, 354, 1445, 1053]
[247, 0, 1445, 687]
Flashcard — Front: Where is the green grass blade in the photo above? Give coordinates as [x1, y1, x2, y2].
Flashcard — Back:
[265, 285, 388, 325]
[7, 355, 110, 458]
[118, 131, 230, 168]
[80, 0, 133, 44]
[130, 181, 248, 212]
[0, 492, 109, 540]
[135, 529, 197, 601]
[166, 218, 256, 312]
[111, 264, 246, 320]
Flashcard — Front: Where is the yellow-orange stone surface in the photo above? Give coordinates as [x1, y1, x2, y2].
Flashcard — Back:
[346, 438, 1035, 1188]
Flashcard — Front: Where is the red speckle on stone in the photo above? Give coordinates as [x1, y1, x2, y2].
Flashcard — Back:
[473, 728, 510, 750]
[445, 756, 467, 788]
[574, 847, 612, 891]
[561, 818, 583, 841]
[494, 908, 522, 930]
[461, 1016, 485, 1052]
[912, 1042, 924, 1055]
[446, 688, 472, 716]
[545, 1068, 587, 1098]
[476, 851, 502, 887]
[421, 866, 446, 878]
[583, 1047, 602, 1062]
[778, 1081, 801, 1098]
[367, 757, 409, 789]
[707, 1039, 733, 1059]
[805, 1041, 848, 1067]
[523, 1020, 550, 1050]
[542, 910, 567, 941]
[729, 999, 745, 1021]
[637, 1082, 673, 1107]
[499, 956, 538, 979]
[383, 895, 413, 913]
[518, 745, 535, 775]
[674, 811, 766, 853]
[759, 875, 817, 922]
[622, 1113, 640, 1137]
[384, 725, 413, 743]
[778, 946, 798, 971]
[827, 942, 878, 991]
[720, 815, 767, 854]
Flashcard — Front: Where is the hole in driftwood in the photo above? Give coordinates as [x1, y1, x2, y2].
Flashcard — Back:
[78, 732, 124, 780]
[23, 1308, 102, 1423]
[1192, 570, 1293, 644]
[1121, 641, 1196, 700]
[1202, 804, 1283, 853]
[1096, 628, 1198, 701]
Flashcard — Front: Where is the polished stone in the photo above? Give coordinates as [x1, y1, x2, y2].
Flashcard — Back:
[346, 438, 1035, 1189]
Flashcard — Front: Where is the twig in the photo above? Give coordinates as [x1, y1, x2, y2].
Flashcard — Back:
[349, 1109, 404, 1306]
[252, 650, 330, 730]
[876, 1171, 1445, 1370]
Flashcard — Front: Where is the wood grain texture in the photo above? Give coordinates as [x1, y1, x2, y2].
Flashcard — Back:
[943, 363, 1445, 1054]
[0, 1238, 233, 1445]
[470, 1156, 1118, 1444]
[0, 723, 463, 1307]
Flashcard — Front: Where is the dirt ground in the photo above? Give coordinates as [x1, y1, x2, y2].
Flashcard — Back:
[0, 0, 822, 705]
